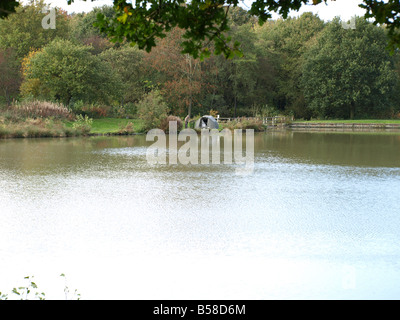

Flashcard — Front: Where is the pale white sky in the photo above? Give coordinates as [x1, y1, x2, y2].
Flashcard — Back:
[27, 0, 367, 21]
[286, 0, 366, 21]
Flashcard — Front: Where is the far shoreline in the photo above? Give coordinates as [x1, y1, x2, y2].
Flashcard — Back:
[2, 118, 400, 140]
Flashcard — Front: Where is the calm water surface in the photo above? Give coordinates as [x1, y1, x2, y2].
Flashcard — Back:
[0, 131, 399, 299]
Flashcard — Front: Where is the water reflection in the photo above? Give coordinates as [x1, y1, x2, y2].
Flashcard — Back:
[0, 131, 399, 299]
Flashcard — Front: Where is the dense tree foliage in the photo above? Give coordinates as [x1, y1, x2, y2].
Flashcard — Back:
[70, 0, 400, 58]
[2, 0, 400, 58]
[302, 18, 399, 119]
[360, 0, 400, 52]
[257, 13, 325, 118]
[144, 28, 205, 117]
[0, 1, 399, 120]
[100, 45, 146, 105]
[0, 0, 70, 61]
[21, 39, 120, 105]
[0, 48, 21, 105]
[69, 5, 116, 54]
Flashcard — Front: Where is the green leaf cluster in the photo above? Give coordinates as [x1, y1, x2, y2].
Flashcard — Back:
[302, 17, 399, 119]
[0, 0, 19, 19]
[22, 39, 121, 106]
[0, 0, 70, 61]
[3, 1, 400, 58]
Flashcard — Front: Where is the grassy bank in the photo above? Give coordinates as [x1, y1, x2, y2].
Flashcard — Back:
[63, 118, 142, 135]
[3, 112, 400, 139]
[0, 118, 79, 138]
[90, 118, 143, 134]
[0, 101, 88, 138]
[91, 117, 264, 134]
[0, 117, 144, 139]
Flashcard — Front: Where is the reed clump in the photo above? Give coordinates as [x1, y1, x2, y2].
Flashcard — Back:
[8, 100, 74, 121]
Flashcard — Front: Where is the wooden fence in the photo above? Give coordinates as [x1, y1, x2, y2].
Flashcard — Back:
[216, 116, 293, 124]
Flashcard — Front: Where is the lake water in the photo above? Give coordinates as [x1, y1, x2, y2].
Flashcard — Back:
[0, 130, 399, 299]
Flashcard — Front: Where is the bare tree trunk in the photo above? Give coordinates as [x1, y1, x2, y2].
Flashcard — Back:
[350, 102, 355, 120]
[187, 55, 192, 119]
[234, 95, 237, 118]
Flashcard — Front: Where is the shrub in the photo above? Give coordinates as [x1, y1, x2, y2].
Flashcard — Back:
[223, 118, 264, 131]
[223, 119, 241, 131]
[0, 126, 10, 138]
[110, 103, 137, 119]
[118, 122, 135, 135]
[136, 91, 169, 132]
[63, 127, 75, 137]
[70, 100, 85, 115]
[240, 118, 264, 131]
[26, 125, 41, 138]
[124, 102, 137, 118]
[82, 104, 110, 118]
[160, 115, 183, 132]
[73, 114, 93, 135]
[11, 127, 25, 138]
[70, 100, 110, 118]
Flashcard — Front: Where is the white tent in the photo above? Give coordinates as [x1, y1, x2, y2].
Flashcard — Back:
[194, 115, 219, 129]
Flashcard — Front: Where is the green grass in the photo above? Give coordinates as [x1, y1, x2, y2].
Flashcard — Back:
[91, 118, 143, 134]
[294, 119, 400, 124]
[65, 118, 144, 134]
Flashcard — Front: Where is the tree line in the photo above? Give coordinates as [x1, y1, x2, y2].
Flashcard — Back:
[3, 0, 400, 60]
[1, 0, 399, 120]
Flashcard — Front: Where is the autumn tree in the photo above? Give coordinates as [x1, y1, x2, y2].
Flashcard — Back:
[145, 28, 205, 117]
